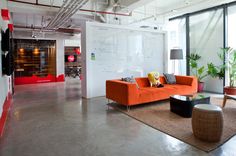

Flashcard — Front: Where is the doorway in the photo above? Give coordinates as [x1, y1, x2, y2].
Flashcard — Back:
[64, 39, 82, 81]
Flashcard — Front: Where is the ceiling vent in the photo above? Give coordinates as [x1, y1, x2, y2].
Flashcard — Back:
[140, 25, 150, 28]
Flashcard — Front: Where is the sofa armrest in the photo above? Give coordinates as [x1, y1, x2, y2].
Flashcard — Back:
[106, 80, 139, 106]
[175, 75, 198, 92]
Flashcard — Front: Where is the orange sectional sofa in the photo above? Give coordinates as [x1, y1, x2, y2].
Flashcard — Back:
[106, 75, 198, 106]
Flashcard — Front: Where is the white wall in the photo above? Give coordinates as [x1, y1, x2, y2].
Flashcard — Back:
[13, 31, 80, 77]
[80, 21, 87, 98]
[56, 38, 65, 76]
[64, 37, 81, 47]
[83, 22, 167, 98]
[0, 0, 10, 117]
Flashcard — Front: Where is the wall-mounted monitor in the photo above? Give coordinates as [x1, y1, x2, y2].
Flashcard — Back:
[65, 55, 77, 62]
[1, 28, 9, 51]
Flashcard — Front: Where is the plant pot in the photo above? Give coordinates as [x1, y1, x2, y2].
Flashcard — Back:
[198, 82, 204, 92]
[224, 86, 236, 95]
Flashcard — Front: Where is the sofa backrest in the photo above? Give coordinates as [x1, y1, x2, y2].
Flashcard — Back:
[175, 75, 196, 86]
[113, 75, 195, 87]
[135, 77, 150, 87]
[159, 76, 167, 84]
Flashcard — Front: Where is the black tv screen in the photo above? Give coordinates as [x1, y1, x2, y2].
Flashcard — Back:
[1, 28, 10, 51]
[65, 55, 77, 62]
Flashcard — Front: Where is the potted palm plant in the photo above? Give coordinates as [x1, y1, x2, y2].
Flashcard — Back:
[208, 47, 236, 95]
[188, 53, 208, 92]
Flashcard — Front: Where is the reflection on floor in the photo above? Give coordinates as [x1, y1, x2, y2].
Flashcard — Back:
[0, 79, 235, 156]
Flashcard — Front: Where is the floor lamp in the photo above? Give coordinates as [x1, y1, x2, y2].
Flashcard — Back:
[170, 49, 183, 75]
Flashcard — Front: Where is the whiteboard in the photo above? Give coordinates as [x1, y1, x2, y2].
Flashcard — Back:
[86, 23, 166, 98]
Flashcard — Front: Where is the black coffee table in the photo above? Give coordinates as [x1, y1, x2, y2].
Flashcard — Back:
[170, 94, 210, 118]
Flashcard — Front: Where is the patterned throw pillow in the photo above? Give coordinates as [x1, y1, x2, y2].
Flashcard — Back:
[148, 72, 160, 87]
[121, 76, 140, 89]
[163, 73, 176, 84]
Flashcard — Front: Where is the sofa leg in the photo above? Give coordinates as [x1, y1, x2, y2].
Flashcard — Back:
[127, 105, 131, 112]
[107, 99, 110, 110]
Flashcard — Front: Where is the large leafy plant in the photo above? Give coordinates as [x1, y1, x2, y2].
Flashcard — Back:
[188, 53, 208, 82]
[207, 47, 236, 87]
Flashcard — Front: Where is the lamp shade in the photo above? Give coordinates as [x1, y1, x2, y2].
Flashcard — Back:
[170, 49, 183, 60]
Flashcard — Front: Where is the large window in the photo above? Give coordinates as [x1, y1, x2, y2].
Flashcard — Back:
[227, 5, 236, 86]
[169, 2, 236, 93]
[228, 6, 236, 49]
[189, 9, 224, 93]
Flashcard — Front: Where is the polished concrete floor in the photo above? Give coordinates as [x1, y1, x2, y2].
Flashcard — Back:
[0, 79, 236, 156]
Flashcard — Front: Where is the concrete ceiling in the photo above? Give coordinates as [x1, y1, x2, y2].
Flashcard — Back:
[132, 0, 236, 18]
[126, 0, 236, 28]
[9, 0, 141, 32]
[8, 0, 236, 34]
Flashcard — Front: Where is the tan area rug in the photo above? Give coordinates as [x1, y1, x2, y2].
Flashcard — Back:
[108, 97, 236, 152]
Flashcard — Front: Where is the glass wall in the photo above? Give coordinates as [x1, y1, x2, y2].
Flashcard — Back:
[227, 5, 236, 87]
[189, 9, 224, 93]
[13, 39, 56, 78]
[168, 2, 236, 93]
[228, 5, 236, 48]
[168, 18, 186, 75]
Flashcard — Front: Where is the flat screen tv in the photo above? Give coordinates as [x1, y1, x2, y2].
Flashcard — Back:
[65, 55, 77, 62]
[1, 28, 10, 51]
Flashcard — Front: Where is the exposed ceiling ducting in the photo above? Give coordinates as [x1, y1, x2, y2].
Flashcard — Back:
[45, 0, 89, 30]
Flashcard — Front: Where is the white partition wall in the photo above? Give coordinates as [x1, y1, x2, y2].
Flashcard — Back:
[84, 22, 167, 98]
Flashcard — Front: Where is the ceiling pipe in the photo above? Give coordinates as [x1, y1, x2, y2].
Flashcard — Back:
[53, 0, 87, 29]
[84, 0, 131, 17]
[93, 13, 106, 23]
[79, 9, 132, 16]
[57, 0, 90, 28]
[14, 25, 81, 34]
[8, 0, 132, 16]
[46, 0, 74, 28]
[46, 0, 89, 29]
[46, 0, 78, 29]
[14, 25, 55, 32]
